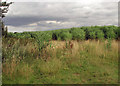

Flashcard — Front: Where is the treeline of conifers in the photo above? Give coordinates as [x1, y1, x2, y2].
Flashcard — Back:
[7, 25, 120, 41]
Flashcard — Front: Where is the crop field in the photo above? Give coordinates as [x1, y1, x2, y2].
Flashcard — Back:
[2, 26, 119, 84]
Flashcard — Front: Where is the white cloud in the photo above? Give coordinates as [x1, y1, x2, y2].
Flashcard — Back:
[46, 21, 61, 24]
[28, 23, 37, 26]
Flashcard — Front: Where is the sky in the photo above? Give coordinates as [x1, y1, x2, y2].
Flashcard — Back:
[2, 0, 119, 32]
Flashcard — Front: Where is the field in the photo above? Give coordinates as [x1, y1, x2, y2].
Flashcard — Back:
[2, 26, 119, 84]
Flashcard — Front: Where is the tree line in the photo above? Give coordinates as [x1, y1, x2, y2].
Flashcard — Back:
[7, 25, 120, 40]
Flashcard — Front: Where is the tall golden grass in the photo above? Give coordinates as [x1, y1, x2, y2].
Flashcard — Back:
[2, 39, 118, 84]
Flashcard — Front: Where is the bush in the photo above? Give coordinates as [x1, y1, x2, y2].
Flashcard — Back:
[52, 30, 62, 40]
[100, 26, 109, 38]
[81, 27, 93, 39]
[70, 28, 85, 40]
[59, 31, 72, 41]
[30, 31, 52, 51]
[52, 32, 60, 40]
[95, 30, 104, 39]
[89, 31, 96, 39]
[106, 29, 116, 39]
[7, 32, 16, 37]
[52, 33, 58, 40]
[114, 27, 120, 39]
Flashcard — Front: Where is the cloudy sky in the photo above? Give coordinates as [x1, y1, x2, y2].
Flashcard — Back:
[3, 0, 118, 32]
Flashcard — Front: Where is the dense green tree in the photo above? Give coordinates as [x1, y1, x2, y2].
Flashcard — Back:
[89, 31, 96, 39]
[70, 28, 85, 40]
[106, 29, 116, 39]
[7, 25, 119, 40]
[52, 31, 61, 40]
[95, 30, 104, 39]
[59, 31, 72, 41]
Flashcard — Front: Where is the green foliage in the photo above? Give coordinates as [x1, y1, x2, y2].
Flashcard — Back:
[70, 28, 85, 40]
[7, 32, 31, 39]
[115, 27, 120, 39]
[30, 31, 52, 51]
[106, 29, 116, 39]
[59, 31, 72, 41]
[7, 32, 16, 37]
[100, 26, 118, 39]
[89, 31, 96, 39]
[81, 26, 91, 39]
[95, 30, 104, 39]
[52, 31, 62, 40]
[106, 38, 112, 50]
[7, 31, 52, 54]
[7, 25, 119, 41]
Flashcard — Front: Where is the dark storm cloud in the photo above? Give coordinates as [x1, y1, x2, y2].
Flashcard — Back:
[4, 16, 40, 26]
[4, 15, 68, 26]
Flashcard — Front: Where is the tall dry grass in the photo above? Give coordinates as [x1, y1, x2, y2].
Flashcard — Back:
[2, 39, 118, 84]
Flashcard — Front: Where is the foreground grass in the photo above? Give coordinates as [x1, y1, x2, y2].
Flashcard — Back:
[2, 38, 118, 84]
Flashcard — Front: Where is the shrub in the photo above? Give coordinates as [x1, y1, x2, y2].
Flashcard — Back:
[95, 30, 104, 39]
[52, 33, 58, 40]
[52, 31, 61, 40]
[70, 28, 85, 40]
[7, 32, 16, 38]
[82, 27, 93, 39]
[114, 27, 120, 39]
[30, 32, 52, 51]
[59, 31, 72, 41]
[106, 29, 116, 39]
[89, 31, 96, 39]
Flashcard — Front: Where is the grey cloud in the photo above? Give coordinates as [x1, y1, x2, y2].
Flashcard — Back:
[4, 1, 118, 32]
[4, 16, 40, 26]
[4, 15, 68, 26]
